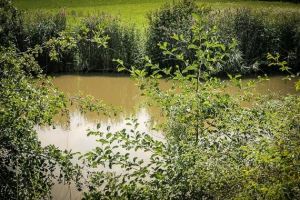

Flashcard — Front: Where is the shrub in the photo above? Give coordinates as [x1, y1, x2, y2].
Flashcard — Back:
[0, 30, 114, 200]
[212, 7, 300, 74]
[80, 13, 300, 199]
[22, 9, 68, 73]
[0, 45, 81, 199]
[0, 0, 24, 49]
[208, 9, 252, 75]
[75, 13, 142, 72]
[146, 0, 211, 71]
[271, 11, 300, 73]
[145, 0, 253, 75]
[233, 8, 266, 67]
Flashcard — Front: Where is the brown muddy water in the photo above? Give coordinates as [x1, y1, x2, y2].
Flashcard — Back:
[37, 73, 298, 199]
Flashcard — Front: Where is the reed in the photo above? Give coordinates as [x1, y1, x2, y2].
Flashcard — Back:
[21, 9, 68, 72]
[9, 0, 300, 74]
[75, 13, 142, 72]
[211, 7, 300, 73]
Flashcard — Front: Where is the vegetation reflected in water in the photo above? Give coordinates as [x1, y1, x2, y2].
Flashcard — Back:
[37, 74, 298, 199]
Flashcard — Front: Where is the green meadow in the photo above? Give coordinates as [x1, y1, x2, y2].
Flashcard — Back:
[12, 0, 300, 28]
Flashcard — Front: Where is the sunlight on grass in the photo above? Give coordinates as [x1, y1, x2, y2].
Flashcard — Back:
[63, 2, 166, 29]
[13, 0, 174, 28]
[13, 0, 300, 28]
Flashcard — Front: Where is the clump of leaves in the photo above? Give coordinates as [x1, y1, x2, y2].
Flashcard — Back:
[81, 10, 300, 199]
[146, 0, 211, 70]
[0, 3, 117, 198]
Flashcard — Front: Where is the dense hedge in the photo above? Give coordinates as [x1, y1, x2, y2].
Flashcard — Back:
[146, 1, 300, 75]
[145, 0, 211, 71]
[1, 3, 142, 73]
[75, 13, 143, 72]
[22, 10, 68, 72]
[211, 7, 300, 74]
[0, 0, 23, 48]
[2, 0, 300, 74]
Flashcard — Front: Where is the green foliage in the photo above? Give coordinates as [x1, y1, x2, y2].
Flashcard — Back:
[76, 13, 143, 72]
[82, 92, 300, 199]
[146, 0, 211, 70]
[81, 11, 300, 199]
[5, 0, 300, 75]
[1, 0, 300, 199]
[146, 1, 244, 75]
[267, 53, 300, 108]
[1, 0, 143, 73]
[212, 7, 300, 73]
[22, 9, 68, 72]
[146, 1, 297, 75]
[0, 0, 23, 48]
[0, 45, 81, 199]
[272, 11, 300, 72]
[25, 11, 143, 73]
[0, 3, 117, 197]
[232, 8, 266, 67]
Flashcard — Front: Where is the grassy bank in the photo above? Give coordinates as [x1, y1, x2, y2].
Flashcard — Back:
[12, 0, 300, 28]
[8, 0, 300, 74]
[12, 0, 174, 28]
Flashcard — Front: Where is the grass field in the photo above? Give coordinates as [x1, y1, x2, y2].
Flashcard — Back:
[12, 0, 300, 28]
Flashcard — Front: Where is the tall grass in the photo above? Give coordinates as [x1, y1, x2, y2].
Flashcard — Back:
[8, 0, 300, 74]
[8, 9, 142, 73]
[211, 7, 300, 73]
[144, 1, 300, 74]
[75, 13, 143, 72]
[21, 9, 68, 72]
[146, 0, 210, 70]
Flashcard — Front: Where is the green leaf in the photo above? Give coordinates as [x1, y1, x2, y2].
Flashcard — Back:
[295, 80, 300, 91]
[118, 67, 125, 72]
[172, 34, 179, 41]
[106, 132, 112, 139]
[97, 123, 101, 129]
[188, 44, 198, 50]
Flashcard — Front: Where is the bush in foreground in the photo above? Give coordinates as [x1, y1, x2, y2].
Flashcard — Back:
[80, 12, 300, 199]
[1, 0, 299, 199]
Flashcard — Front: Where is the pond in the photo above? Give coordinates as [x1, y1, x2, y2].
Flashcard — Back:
[37, 73, 298, 199]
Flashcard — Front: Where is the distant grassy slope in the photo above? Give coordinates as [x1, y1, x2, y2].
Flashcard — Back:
[12, 0, 171, 9]
[12, 0, 299, 9]
[12, 0, 300, 28]
[12, 0, 174, 28]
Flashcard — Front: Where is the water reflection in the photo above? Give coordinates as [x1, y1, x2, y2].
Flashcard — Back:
[38, 108, 161, 153]
[37, 73, 298, 199]
[39, 73, 298, 150]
